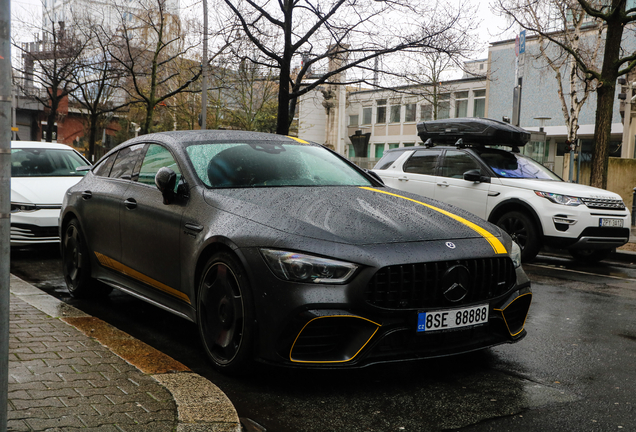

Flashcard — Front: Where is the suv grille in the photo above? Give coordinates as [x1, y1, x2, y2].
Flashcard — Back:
[365, 257, 515, 310]
[581, 197, 625, 210]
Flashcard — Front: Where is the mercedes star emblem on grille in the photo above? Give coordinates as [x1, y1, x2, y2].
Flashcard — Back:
[445, 242, 456, 249]
[442, 265, 471, 302]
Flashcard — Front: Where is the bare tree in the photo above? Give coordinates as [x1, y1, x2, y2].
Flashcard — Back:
[107, 0, 207, 135]
[497, 0, 636, 188]
[220, 0, 478, 135]
[12, 13, 90, 142]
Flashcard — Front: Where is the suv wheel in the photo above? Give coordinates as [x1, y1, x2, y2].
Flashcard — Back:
[568, 248, 612, 263]
[496, 211, 540, 262]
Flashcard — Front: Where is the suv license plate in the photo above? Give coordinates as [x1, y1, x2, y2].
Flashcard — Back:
[417, 305, 489, 333]
[599, 218, 623, 228]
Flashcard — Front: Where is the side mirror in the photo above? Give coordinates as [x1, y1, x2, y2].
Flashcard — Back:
[463, 169, 490, 183]
[155, 167, 177, 204]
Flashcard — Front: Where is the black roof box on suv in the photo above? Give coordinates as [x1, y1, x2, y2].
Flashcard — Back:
[417, 117, 531, 147]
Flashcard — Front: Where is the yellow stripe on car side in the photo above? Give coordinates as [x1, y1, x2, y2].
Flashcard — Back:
[94, 252, 191, 304]
[359, 187, 508, 255]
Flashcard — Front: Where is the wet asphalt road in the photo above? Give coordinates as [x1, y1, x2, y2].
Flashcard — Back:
[9, 245, 636, 432]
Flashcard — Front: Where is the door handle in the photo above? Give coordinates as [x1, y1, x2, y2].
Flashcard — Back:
[124, 198, 137, 209]
[436, 181, 449, 187]
[398, 176, 409, 182]
[81, 191, 92, 200]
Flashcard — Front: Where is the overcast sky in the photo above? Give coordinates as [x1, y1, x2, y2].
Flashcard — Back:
[11, 0, 517, 59]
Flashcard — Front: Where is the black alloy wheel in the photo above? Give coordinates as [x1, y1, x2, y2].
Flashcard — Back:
[62, 219, 112, 298]
[197, 252, 253, 374]
[496, 211, 540, 262]
[568, 248, 612, 263]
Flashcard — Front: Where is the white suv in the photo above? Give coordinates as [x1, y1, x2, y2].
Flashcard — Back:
[372, 118, 631, 262]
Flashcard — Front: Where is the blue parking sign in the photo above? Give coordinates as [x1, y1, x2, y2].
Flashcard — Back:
[519, 30, 526, 54]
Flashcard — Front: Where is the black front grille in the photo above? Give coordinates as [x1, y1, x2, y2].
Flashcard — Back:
[581, 197, 625, 210]
[365, 257, 515, 310]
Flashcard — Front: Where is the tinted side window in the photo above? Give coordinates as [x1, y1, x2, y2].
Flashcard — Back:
[373, 151, 403, 170]
[440, 150, 481, 179]
[93, 154, 115, 177]
[138, 144, 181, 192]
[109, 144, 145, 179]
[403, 149, 441, 175]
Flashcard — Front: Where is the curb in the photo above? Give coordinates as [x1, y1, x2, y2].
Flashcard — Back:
[9, 274, 241, 432]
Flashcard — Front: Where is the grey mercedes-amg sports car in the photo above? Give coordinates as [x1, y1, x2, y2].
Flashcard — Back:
[60, 130, 531, 374]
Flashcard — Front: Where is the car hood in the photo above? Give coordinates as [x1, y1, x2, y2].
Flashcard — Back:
[204, 186, 505, 246]
[497, 178, 623, 200]
[11, 177, 83, 204]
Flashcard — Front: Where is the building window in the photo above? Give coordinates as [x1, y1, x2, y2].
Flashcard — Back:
[389, 143, 400, 149]
[374, 143, 385, 158]
[473, 89, 486, 118]
[405, 103, 416, 122]
[390, 105, 401, 123]
[362, 107, 372, 125]
[376, 99, 387, 124]
[349, 115, 359, 126]
[403, 142, 415, 147]
[420, 105, 432, 121]
[455, 91, 469, 118]
[438, 94, 450, 119]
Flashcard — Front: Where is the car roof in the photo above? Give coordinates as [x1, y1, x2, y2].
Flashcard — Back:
[138, 130, 315, 145]
[11, 141, 78, 151]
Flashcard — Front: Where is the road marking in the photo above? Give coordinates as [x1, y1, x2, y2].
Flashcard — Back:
[527, 263, 636, 282]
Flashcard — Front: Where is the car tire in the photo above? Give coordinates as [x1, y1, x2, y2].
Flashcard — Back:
[62, 219, 112, 298]
[568, 248, 612, 263]
[496, 211, 540, 262]
[197, 252, 253, 374]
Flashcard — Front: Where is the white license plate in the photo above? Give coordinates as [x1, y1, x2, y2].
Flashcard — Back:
[417, 304, 489, 333]
[599, 218, 623, 228]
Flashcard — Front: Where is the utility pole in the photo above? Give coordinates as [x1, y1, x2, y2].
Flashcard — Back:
[200, 0, 208, 130]
[1, 0, 12, 429]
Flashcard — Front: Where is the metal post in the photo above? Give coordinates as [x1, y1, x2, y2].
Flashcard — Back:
[200, 0, 208, 130]
[632, 187, 636, 226]
[1, 0, 13, 429]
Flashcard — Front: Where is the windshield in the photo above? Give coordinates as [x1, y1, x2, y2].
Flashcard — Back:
[476, 149, 561, 180]
[11, 148, 89, 177]
[186, 141, 373, 188]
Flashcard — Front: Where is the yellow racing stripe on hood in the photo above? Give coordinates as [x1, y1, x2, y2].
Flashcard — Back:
[360, 187, 507, 255]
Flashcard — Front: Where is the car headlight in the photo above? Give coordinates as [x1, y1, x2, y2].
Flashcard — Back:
[534, 191, 582, 206]
[11, 203, 38, 213]
[509, 241, 522, 268]
[261, 249, 359, 284]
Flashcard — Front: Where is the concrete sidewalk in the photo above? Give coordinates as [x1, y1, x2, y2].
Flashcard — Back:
[7, 274, 241, 432]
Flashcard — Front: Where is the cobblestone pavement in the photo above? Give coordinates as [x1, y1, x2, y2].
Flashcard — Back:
[7, 275, 241, 432]
[8, 294, 178, 432]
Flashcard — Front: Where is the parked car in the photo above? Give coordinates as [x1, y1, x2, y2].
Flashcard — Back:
[10, 141, 90, 246]
[372, 118, 631, 262]
[59, 130, 531, 373]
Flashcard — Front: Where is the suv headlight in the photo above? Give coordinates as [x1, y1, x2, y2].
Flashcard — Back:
[261, 249, 359, 284]
[510, 241, 522, 268]
[535, 191, 582, 206]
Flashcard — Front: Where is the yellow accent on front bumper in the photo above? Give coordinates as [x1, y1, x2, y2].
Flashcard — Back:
[290, 315, 380, 364]
[494, 292, 532, 337]
[93, 252, 191, 304]
[359, 187, 508, 255]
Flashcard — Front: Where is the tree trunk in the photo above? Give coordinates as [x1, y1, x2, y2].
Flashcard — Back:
[589, 1, 624, 189]
[275, 0, 293, 136]
[88, 113, 99, 163]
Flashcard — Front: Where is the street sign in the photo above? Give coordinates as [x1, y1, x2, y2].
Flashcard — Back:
[519, 30, 526, 54]
[515, 35, 519, 57]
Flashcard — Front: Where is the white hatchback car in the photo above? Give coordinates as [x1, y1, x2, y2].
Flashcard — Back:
[10, 141, 90, 246]
[372, 118, 631, 262]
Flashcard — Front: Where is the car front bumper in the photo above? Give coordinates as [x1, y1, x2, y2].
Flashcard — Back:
[10, 209, 61, 246]
[240, 243, 532, 368]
